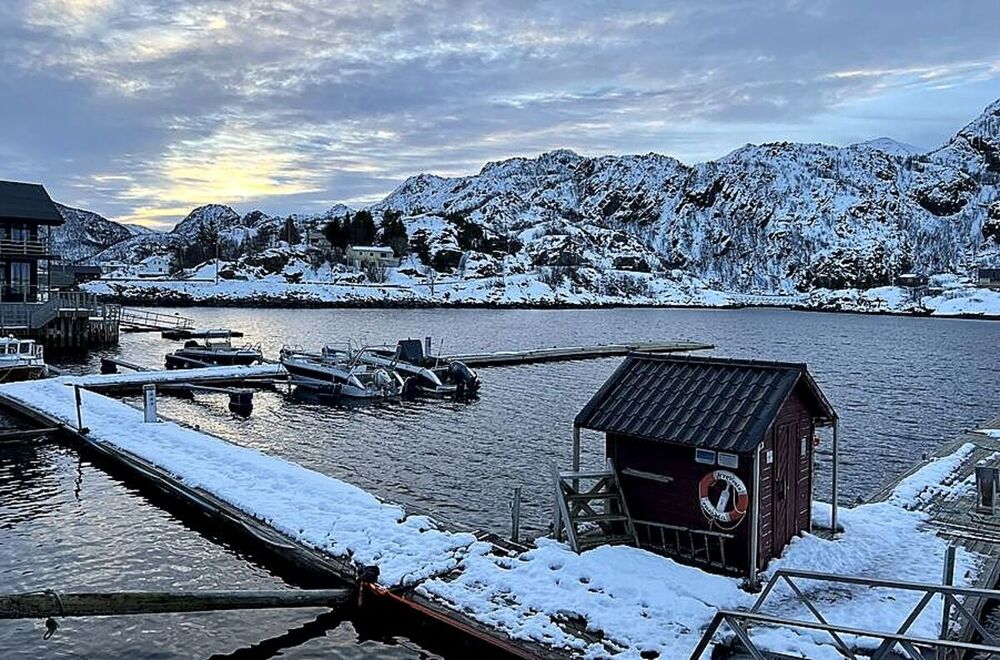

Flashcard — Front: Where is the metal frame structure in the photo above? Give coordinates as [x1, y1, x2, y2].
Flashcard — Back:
[690, 567, 1000, 659]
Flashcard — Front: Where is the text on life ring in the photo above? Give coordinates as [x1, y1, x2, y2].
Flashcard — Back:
[699, 470, 749, 526]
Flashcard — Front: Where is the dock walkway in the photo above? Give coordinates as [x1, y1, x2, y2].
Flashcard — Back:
[73, 364, 284, 392]
[437, 340, 712, 367]
[3, 372, 998, 658]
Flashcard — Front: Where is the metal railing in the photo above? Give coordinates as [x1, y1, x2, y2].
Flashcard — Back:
[0, 292, 116, 331]
[690, 567, 1000, 659]
[119, 308, 193, 331]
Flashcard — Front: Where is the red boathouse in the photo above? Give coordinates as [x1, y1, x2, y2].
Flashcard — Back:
[566, 354, 838, 580]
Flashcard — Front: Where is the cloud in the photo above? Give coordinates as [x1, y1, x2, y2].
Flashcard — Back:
[0, 0, 999, 227]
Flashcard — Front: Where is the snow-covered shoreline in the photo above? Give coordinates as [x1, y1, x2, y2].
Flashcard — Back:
[83, 276, 1000, 318]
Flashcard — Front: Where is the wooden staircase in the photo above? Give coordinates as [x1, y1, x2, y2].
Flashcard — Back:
[552, 460, 639, 552]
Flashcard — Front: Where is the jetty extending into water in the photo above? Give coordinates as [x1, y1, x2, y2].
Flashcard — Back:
[435, 340, 712, 367]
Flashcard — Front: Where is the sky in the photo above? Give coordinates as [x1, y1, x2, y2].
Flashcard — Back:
[1, 1, 999, 230]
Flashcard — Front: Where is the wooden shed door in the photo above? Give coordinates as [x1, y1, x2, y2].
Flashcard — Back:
[771, 423, 795, 554]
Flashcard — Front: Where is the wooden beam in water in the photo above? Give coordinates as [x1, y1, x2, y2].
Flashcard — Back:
[0, 589, 352, 619]
[0, 427, 60, 442]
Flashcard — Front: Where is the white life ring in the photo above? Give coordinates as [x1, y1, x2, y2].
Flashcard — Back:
[699, 470, 749, 526]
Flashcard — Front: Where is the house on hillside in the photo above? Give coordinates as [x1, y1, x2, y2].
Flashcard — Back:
[978, 267, 1000, 288]
[346, 245, 397, 271]
[305, 227, 332, 252]
[138, 254, 172, 277]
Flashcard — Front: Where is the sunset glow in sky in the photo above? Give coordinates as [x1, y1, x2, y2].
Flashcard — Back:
[1, 1, 999, 229]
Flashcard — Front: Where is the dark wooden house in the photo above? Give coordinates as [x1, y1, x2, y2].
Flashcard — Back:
[0, 181, 119, 349]
[561, 354, 837, 580]
[0, 180, 62, 302]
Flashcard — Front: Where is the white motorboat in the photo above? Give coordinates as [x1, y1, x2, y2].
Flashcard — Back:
[0, 336, 48, 382]
[279, 344, 403, 399]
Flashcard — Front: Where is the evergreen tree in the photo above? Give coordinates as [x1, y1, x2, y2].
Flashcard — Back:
[350, 210, 376, 245]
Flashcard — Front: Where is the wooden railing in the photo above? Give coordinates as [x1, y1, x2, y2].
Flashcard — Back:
[0, 238, 53, 258]
[0, 292, 116, 330]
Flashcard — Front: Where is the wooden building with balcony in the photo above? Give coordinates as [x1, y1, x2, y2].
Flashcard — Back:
[0, 180, 118, 350]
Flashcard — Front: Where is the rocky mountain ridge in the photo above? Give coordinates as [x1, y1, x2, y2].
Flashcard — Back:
[59, 98, 1000, 296]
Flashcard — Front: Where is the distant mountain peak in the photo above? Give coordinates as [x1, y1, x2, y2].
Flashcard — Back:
[850, 137, 923, 156]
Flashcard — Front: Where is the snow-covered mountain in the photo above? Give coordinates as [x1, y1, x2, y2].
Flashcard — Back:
[52, 204, 137, 262]
[65, 98, 1000, 302]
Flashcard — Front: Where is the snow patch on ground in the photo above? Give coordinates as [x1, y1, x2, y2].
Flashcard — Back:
[419, 443, 984, 658]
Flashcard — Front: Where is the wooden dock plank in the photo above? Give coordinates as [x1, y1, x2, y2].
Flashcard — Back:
[867, 418, 1000, 645]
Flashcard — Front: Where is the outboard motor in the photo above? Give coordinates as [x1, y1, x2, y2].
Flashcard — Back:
[373, 368, 402, 395]
[448, 361, 480, 398]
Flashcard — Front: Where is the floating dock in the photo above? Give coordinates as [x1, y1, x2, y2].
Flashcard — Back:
[77, 364, 284, 393]
[162, 328, 245, 340]
[436, 340, 712, 367]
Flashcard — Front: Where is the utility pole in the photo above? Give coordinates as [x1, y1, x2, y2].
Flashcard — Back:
[215, 241, 220, 285]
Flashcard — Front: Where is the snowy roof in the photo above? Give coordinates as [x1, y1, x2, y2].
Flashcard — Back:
[140, 254, 169, 263]
[350, 245, 394, 253]
[575, 354, 836, 452]
[0, 180, 63, 225]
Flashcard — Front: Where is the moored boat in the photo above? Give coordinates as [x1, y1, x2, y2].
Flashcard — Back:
[279, 344, 403, 399]
[166, 337, 263, 369]
[362, 339, 480, 398]
[0, 336, 48, 382]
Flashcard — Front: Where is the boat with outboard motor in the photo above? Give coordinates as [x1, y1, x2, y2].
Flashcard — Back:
[279, 343, 404, 399]
[166, 336, 263, 369]
[0, 336, 48, 382]
[361, 339, 480, 398]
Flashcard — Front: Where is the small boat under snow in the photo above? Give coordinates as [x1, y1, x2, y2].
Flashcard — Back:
[0, 336, 48, 382]
[166, 337, 263, 369]
[279, 344, 403, 399]
[362, 339, 480, 398]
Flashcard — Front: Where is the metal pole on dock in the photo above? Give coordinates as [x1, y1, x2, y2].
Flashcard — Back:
[510, 486, 522, 543]
[939, 545, 957, 657]
[831, 420, 839, 534]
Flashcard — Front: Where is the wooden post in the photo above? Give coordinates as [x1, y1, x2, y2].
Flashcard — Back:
[939, 544, 956, 657]
[0, 589, 352, 619]
[572, 425, 582, 493]
[510, 486, 522, 543]
[73, 385, 83, 432]
[831, 420, 840, 534]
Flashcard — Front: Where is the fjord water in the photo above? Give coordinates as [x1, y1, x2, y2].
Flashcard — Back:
[2, 307, 997, 658]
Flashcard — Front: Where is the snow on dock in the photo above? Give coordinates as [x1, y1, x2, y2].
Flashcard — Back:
[0, 377, 478, 587]
[416, 456, 986, 658]
[1, 372, 994, 657]
[70, 364, 284, 389]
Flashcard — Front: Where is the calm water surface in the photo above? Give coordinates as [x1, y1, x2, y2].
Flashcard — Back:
[2, 307, 997, 658]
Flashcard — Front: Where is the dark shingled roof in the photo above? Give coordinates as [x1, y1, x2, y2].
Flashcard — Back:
[0, 181, 64, 225]
[575, 354, 836, 453]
